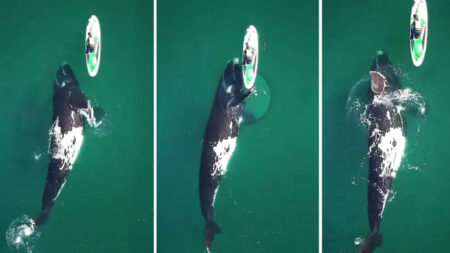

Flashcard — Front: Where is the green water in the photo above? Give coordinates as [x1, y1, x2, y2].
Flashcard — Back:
[157, 0, 318, 252]
[0, 1, 153, 252]
[324, 1, 450, 252]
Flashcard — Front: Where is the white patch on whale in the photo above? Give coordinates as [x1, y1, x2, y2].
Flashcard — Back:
[367, 98, 406, 218]
[48, 116, 84, 171]
[53, 181, 67, 201]
[210, 137, 236, 206]
[377, 127, 405, 178]
[377, 185, 390, 218]
[212, 187, 220, 206]
[211, 137, 237, 178]
[375, 126, 405, 217]
[368, 97, 406, 179]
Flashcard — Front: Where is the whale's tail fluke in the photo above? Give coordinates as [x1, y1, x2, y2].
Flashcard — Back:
[358, 229, 382, 253]
[204, 219, 222, 253]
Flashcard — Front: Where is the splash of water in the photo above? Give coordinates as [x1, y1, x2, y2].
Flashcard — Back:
[241, 75, 271, 124]
[346, 68, 428, 182]
[347, 65, 428, 131]
[79, 101, 102, 128]
[374, 88, 427, 117]
[388, 190, 397, 202]
[354, 236, 364, 245]
[345, 77, 371, 129]
[80, 102, 112, 138]
[392, 64, 418, 86]
[32, 152, 42, 161]
[91, 111, 112, 138]
[6, 215, 40, 253]
[347, 86, 426, 131]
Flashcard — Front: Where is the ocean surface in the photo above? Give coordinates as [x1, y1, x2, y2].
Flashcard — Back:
[0, 1, 153, 252]
[157, 0, 318, 252]
[324, 0, 450, 252]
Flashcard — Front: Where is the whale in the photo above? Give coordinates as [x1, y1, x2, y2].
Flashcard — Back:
[199, 59, 254, 253]
[359, 52, 405, 253]
[34, 63, 99, 226]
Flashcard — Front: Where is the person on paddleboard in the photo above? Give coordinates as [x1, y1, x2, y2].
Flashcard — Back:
[410, 14, 423, 40]
[243, 42, 254, 64]
[86, 32, 97, 54]
[243, 42, 255, 85]
[86, 30, 99, 72]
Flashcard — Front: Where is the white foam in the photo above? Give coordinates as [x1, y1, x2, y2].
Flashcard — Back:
[14, 236, 22, 244]
[211, 137, 237, 177]
[354, 236, 364, 245]
[33, 153, 42, 161]
[407, 164, 421, 171]
[347, 83, 427, 132]
[388, 190, 397, 202]
[22, 227, 32, 237]
[79, 101, 102, 128]
[373, 88, 426, 116]
[6, 216, 39, 253]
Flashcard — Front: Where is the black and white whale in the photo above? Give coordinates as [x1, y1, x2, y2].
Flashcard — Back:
[33, 63, 100, 227]
[6, 64, 101, 248]
[199, 59, 254, 253]
[359, 52, 406, 253]
[6, 64, 101, 247]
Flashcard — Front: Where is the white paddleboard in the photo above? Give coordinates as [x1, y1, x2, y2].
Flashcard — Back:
[242, 25, 259, 89]
[410, 0, 428, 67]
[85, 15, 101, 77]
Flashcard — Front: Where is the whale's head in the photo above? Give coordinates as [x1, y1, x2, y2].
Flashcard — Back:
[369, 51, 400, 95]
[54, 63, 79, 89]
[222, 58, 245, 95]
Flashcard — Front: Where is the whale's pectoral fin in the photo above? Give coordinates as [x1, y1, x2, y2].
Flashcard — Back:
[69, 89, 89, 110]
[239, 88, 256, 103]
[247, 86, 257, 96]
[73, 95, 102, 128]
[228, 88, 256, 108]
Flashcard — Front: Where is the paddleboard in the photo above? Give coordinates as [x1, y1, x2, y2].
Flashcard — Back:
[410, 0, 428, 67]
[242, 25, 259, 89]
[85, 15, 101, 77]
